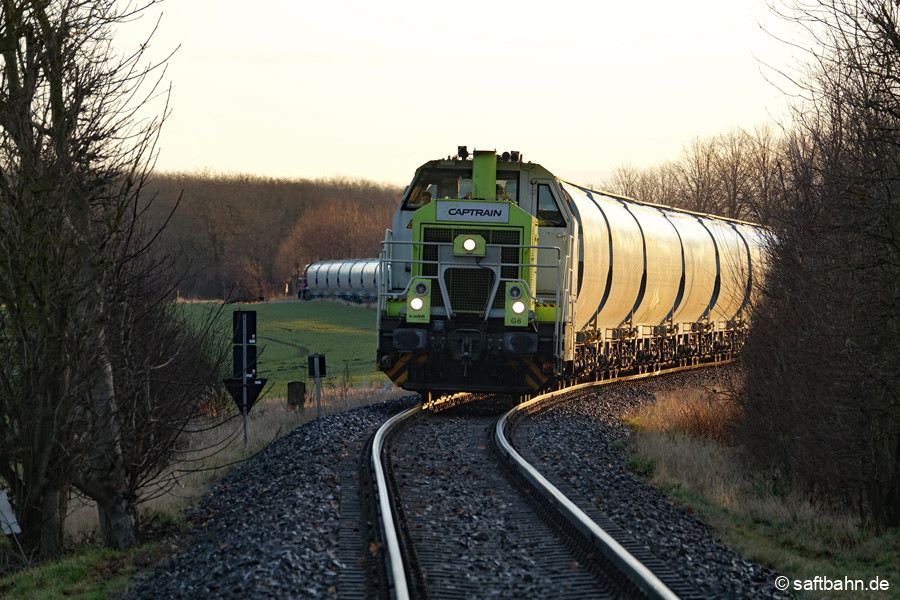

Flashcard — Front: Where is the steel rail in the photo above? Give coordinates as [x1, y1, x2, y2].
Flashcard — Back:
[495, 373, 691, 600]
[375, 362, 730, 599]
[371, 404, 421, 600]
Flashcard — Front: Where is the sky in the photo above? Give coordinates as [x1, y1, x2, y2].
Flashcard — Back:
[117, 0, 805, 187]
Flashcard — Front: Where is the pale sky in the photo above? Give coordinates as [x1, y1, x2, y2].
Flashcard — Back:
[119, 0, 803, 187]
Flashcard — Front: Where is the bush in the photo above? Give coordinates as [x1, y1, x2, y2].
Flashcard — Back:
[737, 0, 900, 528]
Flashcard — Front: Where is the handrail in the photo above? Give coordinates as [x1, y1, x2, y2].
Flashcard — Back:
[379, 238, 564, 322]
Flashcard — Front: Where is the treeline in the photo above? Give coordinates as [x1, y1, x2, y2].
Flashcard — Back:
[602, 125, 783, 225]
[604, 1, 900, 528]
[145, 174, 402, 300]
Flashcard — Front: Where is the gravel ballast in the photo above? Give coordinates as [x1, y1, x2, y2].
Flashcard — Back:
[518, 369, 793, 599]
[389, 408, 613, 599]
[124, 372, 792, 599]
[123, 397, 417, 599]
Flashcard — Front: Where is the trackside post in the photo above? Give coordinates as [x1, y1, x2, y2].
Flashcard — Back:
[308, 354, 326, 418]
[223, 310, 266, 445]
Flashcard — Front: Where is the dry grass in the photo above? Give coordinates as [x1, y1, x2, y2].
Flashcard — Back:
[64, 384, 407, 540]
[623, 386, 900, 599]
[623, 385, 737, 442]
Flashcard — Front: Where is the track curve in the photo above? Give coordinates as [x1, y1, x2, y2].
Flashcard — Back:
[368, 364, 732, 598]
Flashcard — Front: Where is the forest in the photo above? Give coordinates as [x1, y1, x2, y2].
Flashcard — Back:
[145, 173, 402, 300]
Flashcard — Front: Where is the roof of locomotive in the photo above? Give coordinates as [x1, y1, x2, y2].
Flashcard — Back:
[405, 155, 556, 183]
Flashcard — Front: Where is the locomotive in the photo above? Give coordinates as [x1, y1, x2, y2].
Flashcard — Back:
[373, 148, 768, 396]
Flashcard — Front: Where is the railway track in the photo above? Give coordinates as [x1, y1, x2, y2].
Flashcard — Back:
[365, 365, 727, 599]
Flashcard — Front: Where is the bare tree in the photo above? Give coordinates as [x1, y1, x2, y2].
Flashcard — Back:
[607, 162, 642, 198]
[635, 162, 674, 207]
[675, 136, 722, 214]
[0, 0, 141, 557]
[740, 0, 900, 528]
[0, 0, 225, 556]
[743, 123, 784, 224]
[715, 129, 753, 219]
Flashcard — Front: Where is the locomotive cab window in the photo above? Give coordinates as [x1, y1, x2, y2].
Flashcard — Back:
[536, 184, 565, 227]
[462, 172, 518, 202]
[495, 173, 519, 204]
[402, 168, 519, 209]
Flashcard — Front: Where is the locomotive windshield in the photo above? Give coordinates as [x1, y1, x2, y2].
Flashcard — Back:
[402, 168, 519, 209]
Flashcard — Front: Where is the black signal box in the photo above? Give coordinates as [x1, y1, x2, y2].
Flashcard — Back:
[231, 310, 258, 378]
[232, 310, 257, 344]
[308, 354, 326, 378]
[233, 345, 257, 378]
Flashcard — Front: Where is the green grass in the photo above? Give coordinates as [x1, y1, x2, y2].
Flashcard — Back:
[0, 543, 167, 600]
[181, 299, 389, 397]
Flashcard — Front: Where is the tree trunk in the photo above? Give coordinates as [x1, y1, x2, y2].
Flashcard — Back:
[99, 494, 138, 550]
[17, 485, 62, 559]
[74, 344, 138, 549]
[72, 475, 136, 549]
[38, 486, 60, 558]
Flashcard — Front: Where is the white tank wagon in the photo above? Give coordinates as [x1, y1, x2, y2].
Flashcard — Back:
[301, 259, 380, 301]
[558, 182, 768, 371]
[560, 182, 762, 329]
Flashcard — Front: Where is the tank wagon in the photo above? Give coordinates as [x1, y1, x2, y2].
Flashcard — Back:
[376, 148, 769, 395]
[300, 259, 380, 301]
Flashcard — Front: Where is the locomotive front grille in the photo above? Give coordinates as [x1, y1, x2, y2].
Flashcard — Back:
[444, 268, 495, 312]
[422, 226, 521, 312]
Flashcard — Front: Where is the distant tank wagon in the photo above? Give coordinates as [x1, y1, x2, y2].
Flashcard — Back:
[369, 147, 770, 396]
[300, 259, 380, 302]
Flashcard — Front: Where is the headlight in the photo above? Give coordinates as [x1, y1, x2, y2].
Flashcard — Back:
[512, 300, 526, 315]
[406, 278, 431, 323]
[462, 237, 477, 252]
[508, 285, 523, 300]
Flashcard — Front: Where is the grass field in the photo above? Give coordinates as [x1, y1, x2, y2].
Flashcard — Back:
[182, 299, 389, 398]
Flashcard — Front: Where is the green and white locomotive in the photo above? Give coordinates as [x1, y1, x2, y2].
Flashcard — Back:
[375, 147, 768, 396]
